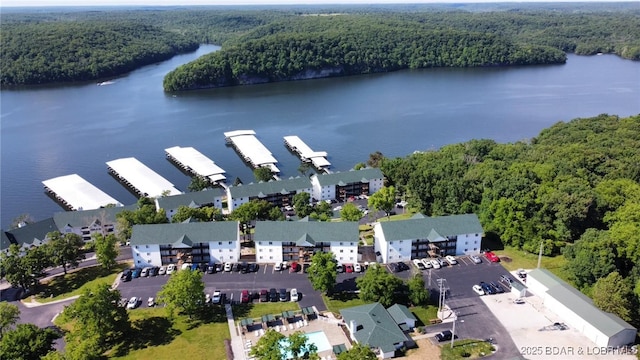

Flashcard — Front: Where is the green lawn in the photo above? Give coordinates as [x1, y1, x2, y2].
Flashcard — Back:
[36, 263, 130, 303]
[409, 305, 439, 327]
[232, 302, 300, 323]
[377, 211, 415, 222]
[323, 292, 369, 315]
[440, 339, 495, 360]
[493, 247, 572, 283]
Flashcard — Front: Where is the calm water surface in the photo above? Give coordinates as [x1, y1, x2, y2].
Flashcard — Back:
[1, 44, 639, 227]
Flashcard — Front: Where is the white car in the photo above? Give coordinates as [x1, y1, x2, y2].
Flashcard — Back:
[158, 266, 167, 275]
[140, 267, 150, 277]
[470, 255, 482, 264]
[354, 263, 362, 273]
[281, 261, 288, 270]
[472, 285, 485, 296]
[274, 262, 282, 271]
[224, 262, 232, 272]
[212, 290, 222, 304]
[420, 258, 433, 269]
[127, 297, 139, 309]
[430, 259, 441, 269]
[445, 255, 457, 265]
[412, 259, 425, 270]
[333, 206, 342, 211]
[290, 288, 299, 302]
[166, 264, 176, 274]
[147, 297, 155, 307]
[514, 298, 525, 304]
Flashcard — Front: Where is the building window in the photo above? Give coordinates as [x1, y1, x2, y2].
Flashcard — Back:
[259, 256, 263, 259]
[218, 242, 222, 245]
[399, 248, 402, 252]
[135, 246, 138, 249]
[465, 249, 468, 252]
[230, 256, 234, 259]
[269, 242, 273, 245]
[474, 248, 477, 251]
[465, 241, 468, 245]
[350, 250, 354, 253]
[340, 242, 343, 246]
[340, 250, 343, 253]
[229, 241, 232, 245]
[137, 260, 140, 263]
[269, 249, 273, 252]
[258, 242, 262, 245]
[269, 256, 273, 260]
[146, 252, 150, 256]
[350, 242, 354, 246]
[219, 249, 222, 253]
[400, 240, 403, 243]
[145, 245, 149, 248]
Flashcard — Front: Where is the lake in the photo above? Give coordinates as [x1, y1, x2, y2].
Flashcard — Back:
[1, 44, 639, 228]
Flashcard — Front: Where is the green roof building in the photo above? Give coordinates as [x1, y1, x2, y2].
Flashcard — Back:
[155, 188, 226, 221]
[227, 176, 313, 211]
[310, 168, 384, 202]
[53, 205, 137, 242]
[4, 218, 58, 252]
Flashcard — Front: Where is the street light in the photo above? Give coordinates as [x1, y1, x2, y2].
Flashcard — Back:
[451, 311, 459, 349]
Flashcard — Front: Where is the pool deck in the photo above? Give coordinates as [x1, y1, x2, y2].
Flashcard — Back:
[233, 308, 351, 360]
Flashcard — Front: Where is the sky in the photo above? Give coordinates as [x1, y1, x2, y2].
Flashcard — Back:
[2, 0, 632, 7]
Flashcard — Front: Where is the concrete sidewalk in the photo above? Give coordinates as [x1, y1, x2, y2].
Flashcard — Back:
[225, 304, 247, 360]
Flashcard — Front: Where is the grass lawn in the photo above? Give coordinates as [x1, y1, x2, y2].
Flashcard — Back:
[440, 339, 494, 360]
[409, 305, 439, 326]
[322, 292, 369, 315]
[377, 211, 415, 222]
[36, 262, 130, 303]
[232, 302, 300, 323]
[493, 247, 572, 283]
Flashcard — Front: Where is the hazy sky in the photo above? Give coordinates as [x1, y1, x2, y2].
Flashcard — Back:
[3, 0, 631, 7]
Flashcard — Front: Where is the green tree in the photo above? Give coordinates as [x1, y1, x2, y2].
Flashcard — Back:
[92, 233, 118, 271]
[288, 331, 318, 359]
[0, 244, 48, 292]
[171, 205, 222, 223]
[250, 329, 286, 360]
[592, 272, 633, 322]
[356, 264, 403, 307]
[63, 284, 129, 354]
[0, 323, 60, 360]
[310, 201, 333, 222]
[157, 268, 205, 319]
[307, 252, 337, 294]
[368, 186, 396, 219]
[406, 274, 429, 306]
[337, 342, 377, 360]
[46, 231, 85, 275]
[187, 175, 211, 192]
[367, 151, 385, 168]
[340, 203, 362, 222]
[0, 302, 20, 336]
[254, 167, 274, 182]
[293, 192, 312, 218]
[229, 200, 282, 231]
[297, 162, 312, 177]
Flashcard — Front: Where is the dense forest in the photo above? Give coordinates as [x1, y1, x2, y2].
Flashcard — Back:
[1, 4, 638, 87]
[379, 114, 640, 324]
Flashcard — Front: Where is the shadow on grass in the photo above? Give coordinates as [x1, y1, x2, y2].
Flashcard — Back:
[38, 263, 128, 299]
[327, 291, 360, 302]
[183, 304, 230, 330]
[230, 303, 254, 320]
[111, 316, 180, 357]
[481, 232, 504, 251]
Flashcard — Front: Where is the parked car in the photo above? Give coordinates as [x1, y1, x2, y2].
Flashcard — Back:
[190, 263, 199, 271]
[435, 330, 453, 342]
[212, 290, 223, 304]
[247, 263, 258, 273]
[336, 264, 344, 273]
[470, 255, 482, 264]
[279, 288, 288, 302]
[147, 297, 155, 307]
[354, 263, 362, 273]
[206, 265, 215, 274]
[166, 264, 177, 274]
[259, 289, 269, 302]
[199, 263, 207, 272]
[126, 297, 139, 309]
[224, 262, 232, 272]
[233, 263, 242, 272]
[121, 270, 132, 282]
[274, 262, 283, 271]
[240, 262, 249, 274]
[420, 258, 433, 269]
[436, 258, 447, 267]
[445, 255, 457, 265]
[500, 274, 513, 284]
[516, 269, 527, 279]
[387, 263, 399, 273]
[513, 298, 525, 304]
[132, 268, 142, 278]
[181, 263, 192, 271]
[480, 281, 495, 295]
[302, 263, 310, 273]
[345, 264, 354, 273]
[140, 267, 150, 277]
[158, 266, 167, 275]
[397, 262, 409, 271]
[241, 290, 250, 303]
[269, 288, 278, 302]
[430, 259, 441, 269]
[290, 262, 301, 273]
[490, 281, 505, 293]
[205, 293, 211, 303]
[413, 259, 426, 270]
[484, 251, 500, 262]
[149, 267, 159, 276]
[472, 284, 485, 295]
[290, 288, 299, 302]
[281, 261, 289, 270]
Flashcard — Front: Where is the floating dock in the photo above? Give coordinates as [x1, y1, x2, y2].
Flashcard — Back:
[106, 157, 182, 198]
[42, 174, 123, 211]
[283, 135, 331, 172]
[165, 146, 226, 184]
[224, 130, 280, 174]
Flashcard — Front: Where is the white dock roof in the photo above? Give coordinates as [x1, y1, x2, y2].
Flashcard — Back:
[42, 174, 123, 210]
[284, 135, 331, 168]
[106, 157, 182, 198]
[165, 146, 226, 183]
[225, 130, 280, 173]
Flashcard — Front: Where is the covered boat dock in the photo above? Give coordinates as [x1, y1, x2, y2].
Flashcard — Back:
[165, 146, 226, 184]
[106, 157, 182, 198]
[283, 135, 331, 172]
[224, 130, 280, 174]
[42, 174, 123, 211]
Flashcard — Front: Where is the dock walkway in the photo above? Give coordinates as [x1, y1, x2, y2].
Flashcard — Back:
[224, 130, 280, 174]
[165, 146, 226, 184]
[42, 174, 123, 210]
[106, 157, 182, 198]
[283, 135, 331, 172]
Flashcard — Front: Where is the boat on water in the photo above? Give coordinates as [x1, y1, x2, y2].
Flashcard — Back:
[97, 80, 115, 86]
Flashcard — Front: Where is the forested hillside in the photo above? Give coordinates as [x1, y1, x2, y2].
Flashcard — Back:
[380, 114, 640, 324]
[1, 21, 198, 86]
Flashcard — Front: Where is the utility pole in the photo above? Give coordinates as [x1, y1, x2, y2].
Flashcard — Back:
[451, 312, 458, 348]
[437, 278, 447, 319]
[537, 241, 543, 268]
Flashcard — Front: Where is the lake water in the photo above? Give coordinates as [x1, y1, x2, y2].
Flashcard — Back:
[1, 44, 639, 228]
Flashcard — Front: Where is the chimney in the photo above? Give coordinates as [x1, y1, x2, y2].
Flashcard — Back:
[349, 320, 357, 337]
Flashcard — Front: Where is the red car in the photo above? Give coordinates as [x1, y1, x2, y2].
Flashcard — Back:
[485, 251, 500, 263]
[345, 264, 354, 273]
[289, 262, 300, 273]
[240, 290, 250, 303]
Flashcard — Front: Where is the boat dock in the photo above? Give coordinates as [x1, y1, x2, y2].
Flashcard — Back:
[42, 174, 123, 211]
[283, 135, 331, 173]
[106, 157, 182, 198]
[224, 130, 280, 174]
[165, 146, 226, 184]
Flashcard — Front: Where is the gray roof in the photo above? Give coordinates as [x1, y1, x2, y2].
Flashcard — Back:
[229, 176, 311, 199]
[130, 221, 239, 246]
[254, 221, 359, 244]
[314, 168, 383, 187]
[156, 188, 225, 210]
[378, 214, 483, 242]
[52, 205, 137, 229]
[340, 303, 409, 352]
[387, 304, 417, 325]
[4, 218, 58, 247]
[529, 268, 636, 336]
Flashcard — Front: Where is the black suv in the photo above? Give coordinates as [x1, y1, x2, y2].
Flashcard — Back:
[247, 263, 258, 273]
[206, 265, 215, 274]
[269, 288, 278, 302]
[435, 330, 453, 342]
[279, 288, 288, 302]
[396, 262, 410, 271]
[121, 270, 132, 282]
[240, 262, 248, 274]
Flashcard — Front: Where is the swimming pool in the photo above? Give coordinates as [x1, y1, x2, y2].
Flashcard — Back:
[280, 331, 332, 358]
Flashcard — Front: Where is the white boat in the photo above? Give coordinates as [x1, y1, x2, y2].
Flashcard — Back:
[97, 80, 115, 86]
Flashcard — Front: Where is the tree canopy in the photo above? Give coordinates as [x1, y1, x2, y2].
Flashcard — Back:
[307, 251, 337, 294]
[0, 302, 20, 336]
[47, 231, 85, 275]
[355, 264, 403, 307]
[340, 203, 363, 222]
[157, 268, 206, 319]
[92, 233, 119, 271]
[0, 323, 60, 360]
[368, 186, 396, 219]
